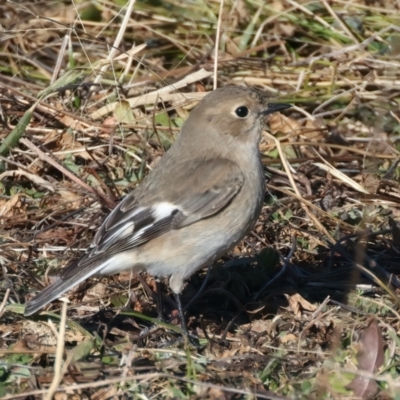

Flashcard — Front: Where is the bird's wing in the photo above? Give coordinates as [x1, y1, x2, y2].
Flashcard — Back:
[24, 158, 243, 315]
[68, 158, 244, 269]
[72, 159, 244, 266]
[170, 159, 244, 228]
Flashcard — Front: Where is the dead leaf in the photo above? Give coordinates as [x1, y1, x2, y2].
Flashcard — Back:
[280, 333, 297, 344]
[346, 317, 384, 399]
[0, 170, 55, 193]
[82, 282, 108, 302]
[35, 226, 73, 242]
[0, 193, 24, 218]
[240, 319, 271, 334]
[267, 112, 299, 135]
[286, 293, 317, 317]
[91, 386, 118, 400]
[54, 393, 69, 400]
[277, 22, 296, 37]
[114, 100, 136, 124]
[103, 116, 118, 126]
[22, 320, 57, 352]
[361, 170, 379, 191]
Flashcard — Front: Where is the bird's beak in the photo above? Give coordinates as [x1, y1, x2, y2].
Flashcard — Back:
[261, 103, 292, 116]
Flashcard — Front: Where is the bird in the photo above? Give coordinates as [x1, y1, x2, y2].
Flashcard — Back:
[24, 86, 291, 339]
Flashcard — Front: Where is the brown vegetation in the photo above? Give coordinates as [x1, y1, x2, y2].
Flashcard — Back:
[1, 0, 400, 398]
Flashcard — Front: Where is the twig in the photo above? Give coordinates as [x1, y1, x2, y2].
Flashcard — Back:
[213, 0, 224, 90]
[1, 372, 290, 400]
[19, 138, 115, 209]
[93, 0, 137, 85]
[264, 131, 335, 244]
[91, 69, 212, 119]
[0, 289, 10, 318]
[43, 300, 68, 400]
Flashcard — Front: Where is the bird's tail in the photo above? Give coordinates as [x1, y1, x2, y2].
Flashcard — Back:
[24, 256, 107, 316]
[24, 276, 81, 316]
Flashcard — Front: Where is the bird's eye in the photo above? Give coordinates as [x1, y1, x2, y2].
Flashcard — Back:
[235, 106, 249, 118]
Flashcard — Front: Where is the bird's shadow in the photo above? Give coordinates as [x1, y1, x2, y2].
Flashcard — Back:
[75, 232, 400, 345]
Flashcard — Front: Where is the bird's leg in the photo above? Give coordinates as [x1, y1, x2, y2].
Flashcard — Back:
[142, 269, 210, 346]
[168, 266, 212, 346]
[173, 291, 204, 347]
[173, 292, 190, 338]
[138, 278, 165, 340]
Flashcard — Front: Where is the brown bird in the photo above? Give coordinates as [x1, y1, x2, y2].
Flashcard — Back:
[24, 86, 291, 338]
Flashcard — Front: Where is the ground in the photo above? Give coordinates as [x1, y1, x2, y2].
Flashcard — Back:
[1, 0, 400, 399]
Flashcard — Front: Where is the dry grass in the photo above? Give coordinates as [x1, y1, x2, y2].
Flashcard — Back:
[1, 0, 400, 398]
